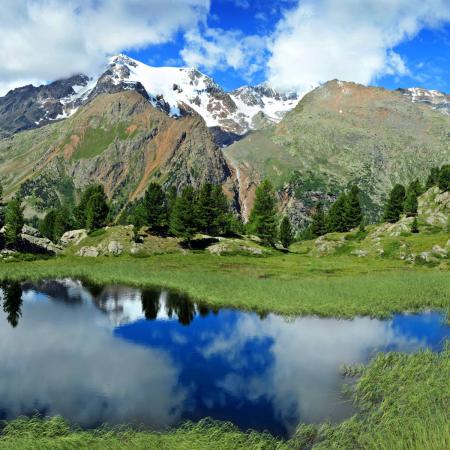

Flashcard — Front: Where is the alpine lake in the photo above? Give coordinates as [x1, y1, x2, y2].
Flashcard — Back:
[0, 279, 448, 438]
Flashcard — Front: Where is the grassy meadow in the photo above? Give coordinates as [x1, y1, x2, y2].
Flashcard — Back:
[0, 250, 449, 318]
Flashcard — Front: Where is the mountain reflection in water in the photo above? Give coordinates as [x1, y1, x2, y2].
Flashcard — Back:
[0, 279, 448, 437]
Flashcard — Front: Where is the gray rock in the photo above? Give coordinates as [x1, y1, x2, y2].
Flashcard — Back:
[20, 233, 62, 254]
[417, 252, 439, 264]
[77, 246, 99, 257]
[351, 249, 368, 257]
[60, 229, 88, 246]
[431, 245, 448, 258]
[107, 241, 123, 256]
[22, 225, 41, 237]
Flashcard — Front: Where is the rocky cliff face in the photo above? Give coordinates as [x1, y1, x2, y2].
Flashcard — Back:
[0, 75, 93, 137]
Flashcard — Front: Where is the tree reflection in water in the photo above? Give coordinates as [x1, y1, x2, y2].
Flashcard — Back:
[1, 281, 23, 328]
[141, 290, 160, 320]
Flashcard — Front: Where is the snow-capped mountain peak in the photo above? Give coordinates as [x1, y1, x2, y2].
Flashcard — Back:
[102, 54, 300, 137]
[0, 53, 301, 141]
[398, 87, 450, 115]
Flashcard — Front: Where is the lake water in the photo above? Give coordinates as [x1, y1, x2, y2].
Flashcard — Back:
[0, 279, 448, 437]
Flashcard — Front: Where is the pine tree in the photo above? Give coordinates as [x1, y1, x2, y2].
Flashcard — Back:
[279, 216, 294, 249]
[53, 206, 72, 241]
[85, 191, 109, 230]
[170, 186, 199, 243]
[411, 216, 419, 233]
[248, 180, 278, 246]
[438, 164, 450, 192]
[310, 203, 327, 237]
[143, 183, 168, 234]
[345, 185, 363, 230]
[426, 167, 440, 189]
[4, 195, 24, 246]
[326, 194, 347, 232]
[383, 184, 406, 223]
[196, 183, 232, 236]
[403, 179, 422, 217]
[74, 185, 108, 229]
[39, 209, 57, 240]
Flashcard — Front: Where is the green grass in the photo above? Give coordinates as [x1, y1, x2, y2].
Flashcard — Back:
[0, 251, 449, 318]
[1, 346, 447, 449]
[314, 345, 450, 449]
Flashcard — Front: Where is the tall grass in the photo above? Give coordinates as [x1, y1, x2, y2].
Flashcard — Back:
[0, 253, 448, 317]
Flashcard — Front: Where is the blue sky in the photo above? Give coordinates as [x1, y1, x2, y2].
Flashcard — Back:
[1, 0, 450, 95]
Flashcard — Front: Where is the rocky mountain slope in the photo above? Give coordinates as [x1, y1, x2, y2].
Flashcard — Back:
[0, 89, 236, 216]
[226, 80, 450, 225]
[0, 55, 298, 144]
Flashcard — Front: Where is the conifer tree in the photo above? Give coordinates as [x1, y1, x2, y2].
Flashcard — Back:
[411, 216, 419, 233]
[279, 216, 294, 249]
[326, 194, 347, 232]
[170, 186, 199, 242]
[39, 209, 57, 240]
[4, 195, 24, 246]
[143, 183, 168, 234]
[383, 184, 406, 223]
[74, 185, 108, 229]
[248, 180, 278, 246]
[426, 167, 440, 189]
[85, 190, 109, 230]
[344, 185, 363, 230]
[438, 164, 450, 191]
[403, 179, 422, 217]
[310, 202, 327, 237]
[196, 183, 231, 236]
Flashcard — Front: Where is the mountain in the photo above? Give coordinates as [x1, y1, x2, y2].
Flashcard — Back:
[0, 89, 235, 216]
[398, 87, 450, 115]
[0, 55, 298, 144]
[1, 56, 449, 227]
[226, 80, 450, 226]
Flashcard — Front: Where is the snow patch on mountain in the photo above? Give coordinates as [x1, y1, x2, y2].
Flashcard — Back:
[106, 54, 300, 135]
[399, 87, 450, 115]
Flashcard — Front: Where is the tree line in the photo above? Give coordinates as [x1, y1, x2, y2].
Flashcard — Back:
[0, 163, 448, 250]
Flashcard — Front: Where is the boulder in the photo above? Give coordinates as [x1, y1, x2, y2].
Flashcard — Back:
[20, 233, 62, 255]
[351, 249, 368, 258]
[60, 229, 88, 246]
[77, 246, 99, 257]
[417, 252, 439, 264]
[107, 240, 123, 256]
[431, 245, 448, 259]
[22, 225, 41, 237]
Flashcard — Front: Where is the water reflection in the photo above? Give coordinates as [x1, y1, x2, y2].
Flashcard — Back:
[0, 279, 448, 437]
[1, 281, 23, 327]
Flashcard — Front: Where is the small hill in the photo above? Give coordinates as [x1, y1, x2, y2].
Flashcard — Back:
[294, 186, 450, 266]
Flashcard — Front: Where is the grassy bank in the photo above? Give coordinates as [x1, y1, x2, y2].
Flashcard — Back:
[0, 251, 449, 318]
[1, 346, 448, 449]
[0, 253, 450, 317]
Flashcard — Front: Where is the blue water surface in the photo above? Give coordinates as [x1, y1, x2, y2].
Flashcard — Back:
[0, 280, 447, 437]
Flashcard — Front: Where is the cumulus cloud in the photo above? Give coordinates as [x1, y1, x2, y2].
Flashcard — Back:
[0, 0, 210, 95]
[267, 0, 450, 92]
[181, 27, 267, 81]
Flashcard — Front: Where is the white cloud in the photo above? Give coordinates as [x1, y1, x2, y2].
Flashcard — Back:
[181, 27, 267, 81]
[267, 0, 450, 92]
[0, 0, 210, 95]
